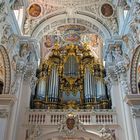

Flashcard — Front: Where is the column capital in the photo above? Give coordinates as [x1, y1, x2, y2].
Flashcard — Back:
[124, 94, 140, 106]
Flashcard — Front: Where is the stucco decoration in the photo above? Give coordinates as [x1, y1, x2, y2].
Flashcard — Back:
[23, 0, 117, 36]
[132, 106, 140, 117]
[0, 0, 7, 24]
[58, 112, 85, 136]
[130, 2, 140, 44]
[98, 126, 115, 140]
[0, 45, 11, 94]
[26, 125, 41, 140]
[0, 109, 8, 118]
[10, 0, 24, 10]
[105, 42, 130, 94]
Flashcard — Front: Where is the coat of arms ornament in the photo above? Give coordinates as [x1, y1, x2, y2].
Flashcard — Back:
[58, 112, 85, 136]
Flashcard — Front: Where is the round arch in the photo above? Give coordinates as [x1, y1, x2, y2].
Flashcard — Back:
[39, 130, 103, 140]
[31, 13, 112, 42]
[130, 45, 140, 94]
[0, 45, 11, 94]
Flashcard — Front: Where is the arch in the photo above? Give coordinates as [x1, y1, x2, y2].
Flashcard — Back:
[130, 45, 140, 94]
[31, 13, 112, 42]
[0, 45, 11, 94]
[39, 130, 103, 140]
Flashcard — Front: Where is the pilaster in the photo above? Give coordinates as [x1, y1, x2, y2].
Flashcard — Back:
[0, 94, 16, 140]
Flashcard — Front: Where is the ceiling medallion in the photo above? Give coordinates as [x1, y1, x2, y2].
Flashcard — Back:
[100, 2, 114, 18]
[28, 3, 42, 18]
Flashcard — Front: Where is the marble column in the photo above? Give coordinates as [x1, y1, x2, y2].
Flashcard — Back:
[15, 79, 31, 140]
[0, 109, 8, 140]
[110, 81, 127, 140]
[6, 74, 24, 140]
[0, 94, 16, 140]
[118, 74, 135, 140]
[131, 107, 140, 140]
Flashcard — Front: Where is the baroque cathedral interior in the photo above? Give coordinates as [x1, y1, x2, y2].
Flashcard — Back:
[0, 0, 140, 140]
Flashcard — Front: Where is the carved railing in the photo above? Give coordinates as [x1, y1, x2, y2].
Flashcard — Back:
[26, 109, 117, 126]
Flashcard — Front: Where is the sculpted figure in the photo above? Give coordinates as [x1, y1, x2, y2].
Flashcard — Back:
[0, 1, 7, 23]
[99, 126, 114, 140]
[130, 17, 140, 43]
[112, 44, 129, 74]
[11, 43, 30, 74]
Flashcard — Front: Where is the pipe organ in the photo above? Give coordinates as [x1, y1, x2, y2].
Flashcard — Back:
[33, 44, 111, 109]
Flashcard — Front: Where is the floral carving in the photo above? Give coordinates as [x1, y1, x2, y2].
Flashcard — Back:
[0, 109, 8, 118]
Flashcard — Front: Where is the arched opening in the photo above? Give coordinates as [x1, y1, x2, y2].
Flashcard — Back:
[0, 81, 4, 94]
[38, 130, 104, 140]
[0, 45, 11, 94]
[130, 45, 140, 94]
[28, 9, 113, 109]
[30, 23, 111, 109]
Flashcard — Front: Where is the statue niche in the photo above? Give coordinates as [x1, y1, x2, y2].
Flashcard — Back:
[33, 44, 111, 109]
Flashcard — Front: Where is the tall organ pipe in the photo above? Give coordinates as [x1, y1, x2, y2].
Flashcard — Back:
[48, 66, 59, 102]
[84, 67, 95, 103]
[96, 79, 106, 100]
[36, 77, 47, 100]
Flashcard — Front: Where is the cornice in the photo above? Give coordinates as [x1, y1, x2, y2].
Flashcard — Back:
[124, 94, 140, 106]
[0, 94, 17, 106]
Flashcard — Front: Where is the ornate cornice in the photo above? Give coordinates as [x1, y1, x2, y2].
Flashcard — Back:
[0, 94, 16, 106]
[124, 94, 140, 106]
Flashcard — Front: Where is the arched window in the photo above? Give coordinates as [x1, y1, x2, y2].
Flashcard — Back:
[0, 81, 4, 94]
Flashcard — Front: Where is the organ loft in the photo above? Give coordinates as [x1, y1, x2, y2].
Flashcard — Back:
[1, 0, 140, 140]
[33, 43, 111, 109]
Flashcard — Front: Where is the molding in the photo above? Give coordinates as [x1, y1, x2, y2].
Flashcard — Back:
[0, 94, 17, 106]
[124, 94, 140, 106]
[31, 14, 111, 41]
[0, 45, 11, 94]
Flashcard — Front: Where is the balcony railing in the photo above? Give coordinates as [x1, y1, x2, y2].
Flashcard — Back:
[26, 109, 117, 126]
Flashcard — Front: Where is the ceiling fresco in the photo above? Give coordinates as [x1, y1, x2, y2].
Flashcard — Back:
[23, 0, 117, 36]
[41, 24, 103, 60]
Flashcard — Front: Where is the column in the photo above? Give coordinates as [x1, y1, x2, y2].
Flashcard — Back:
[0, 95, 16, 140]
[131, 107, 140, 140]
[15, 79, 32, 140]
[0, 109, 8, 140]
[110, 81, 127, 140]
[6, 74, 24, 140]
[118, 74, 135, 140]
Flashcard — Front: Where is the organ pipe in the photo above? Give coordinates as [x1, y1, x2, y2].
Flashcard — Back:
[48, 66, 59, 102]
[33, 44, 110, 109]
[36, 77, 47, 100]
